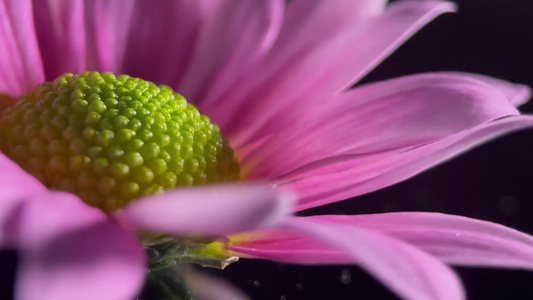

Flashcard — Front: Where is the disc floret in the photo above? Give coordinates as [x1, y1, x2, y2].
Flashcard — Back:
[0, 72, 240, 212]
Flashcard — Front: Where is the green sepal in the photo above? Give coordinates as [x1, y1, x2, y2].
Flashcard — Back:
[145, 237, 238, 270]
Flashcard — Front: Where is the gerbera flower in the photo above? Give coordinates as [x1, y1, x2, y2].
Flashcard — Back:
[2, 0, 533, 300]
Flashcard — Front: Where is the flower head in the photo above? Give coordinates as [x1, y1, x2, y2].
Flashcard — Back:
[2, 0, 533, 300]
[0, 72, 241, 211]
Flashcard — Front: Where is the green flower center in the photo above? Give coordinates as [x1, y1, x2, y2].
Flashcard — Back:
[0, 72, 240, 212]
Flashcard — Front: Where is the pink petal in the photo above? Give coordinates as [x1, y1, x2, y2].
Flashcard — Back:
[33, 0, 86, 80]
[0, 153, 45, 203]
[254, 217, 464, 300]
[121, 1, 283, 101]
[231, 228, 350, 264]
[0, 0, 44, 97]
[14, 192, 146, 300]
[290, 115, 533, 210]
[115, 184, 295, 237]
[178, 0, 284, 108]
[118, 0, 202, 86]
[333, 0, 457, 92]
[243, 73, 522, 180]
[211, 0, 387, 141]
[235, 213, 533, 271]
[83, 0, 135, 72]
[215, 1, 455, 147]
[440, 72, 532, 107]
[323, 212, 533, 269]
[34, 0, 135, 79]
[184, 267, 249, 300]
[0, 154, 46, 246]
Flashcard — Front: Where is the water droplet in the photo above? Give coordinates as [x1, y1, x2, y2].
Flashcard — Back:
[499, 195, 519, 217]
[341, 268, 352, 285]
[280, 296, 286, 300]
[296, 283, 303, 291]
[253, 280, 260, 288]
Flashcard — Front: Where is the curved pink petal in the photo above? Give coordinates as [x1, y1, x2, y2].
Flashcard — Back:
[0, 153, 45, 203]
[33, 0, 86, 80]
[13, 192, 146, 300]
[290, 115, 533, 210]
[242, 73, 522, 180]
[34, 0, 135, 79]
[82, 0, 135, 72]
[441, 72, 532, 107]
[178, 0, 284, 108]
[231, 228, 350, 264]
[0, 0, 44, 97]
[185, 267, 249, 300]
[233, 213, 533, 294]
[322, 213, 533, 269]
[263, 217, 464, 300]
[236, 213, 533, 270]
[214, 1, 455, 147]
[115, 184, 295, 237]
[121, 1, 283, 102]
[211, 0, 387, 141]
[0, 154, 46, 246]
[120, 0, 282, 96]
[118, 0, 202, 87]
[332, 0, 457, 92]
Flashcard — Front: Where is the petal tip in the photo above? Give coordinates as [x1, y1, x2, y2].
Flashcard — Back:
[510, 84, 532, 107]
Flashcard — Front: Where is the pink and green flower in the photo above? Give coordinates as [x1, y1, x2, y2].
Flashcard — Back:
[2, 0, 533, 299]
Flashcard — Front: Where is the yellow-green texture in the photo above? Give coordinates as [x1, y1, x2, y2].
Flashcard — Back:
[0, 72, 240, 212]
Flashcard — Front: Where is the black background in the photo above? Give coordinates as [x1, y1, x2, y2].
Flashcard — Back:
[208, 1, 533, 299]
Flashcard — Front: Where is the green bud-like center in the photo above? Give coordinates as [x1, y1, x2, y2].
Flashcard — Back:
[0, 72, 240, 212]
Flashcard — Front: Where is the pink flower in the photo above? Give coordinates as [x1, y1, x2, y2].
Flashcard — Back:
[2, 0, 533, 300]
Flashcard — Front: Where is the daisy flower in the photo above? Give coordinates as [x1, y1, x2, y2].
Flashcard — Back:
[2, 1, 533, 300]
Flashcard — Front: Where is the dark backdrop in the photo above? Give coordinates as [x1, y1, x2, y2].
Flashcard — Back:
[210, 1, 533, 299]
